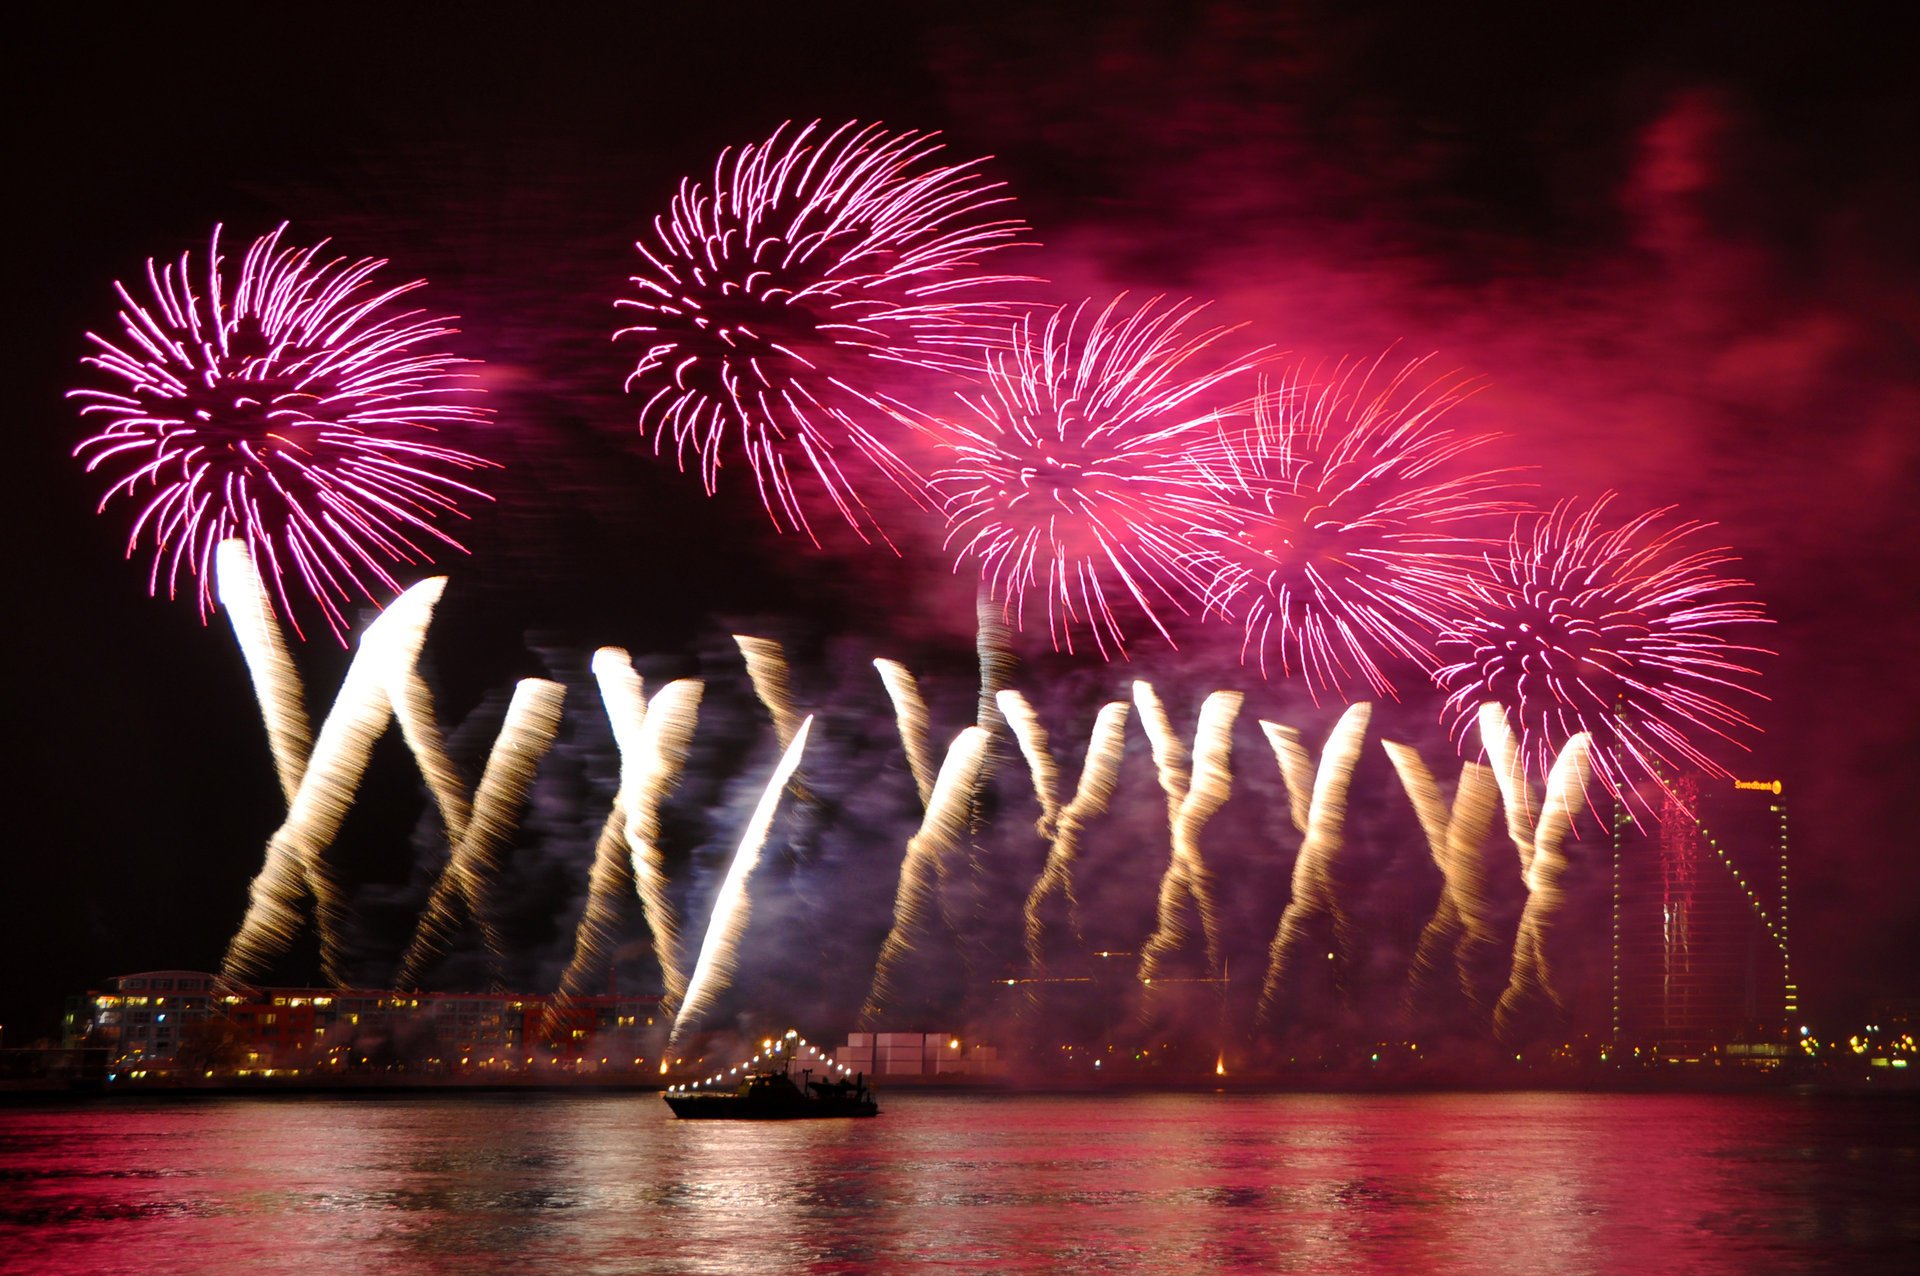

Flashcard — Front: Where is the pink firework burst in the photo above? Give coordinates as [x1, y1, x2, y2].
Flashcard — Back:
[911, 295, 1267, 658]
[1193, 356, 1524, 700]
[614, 120, 1031, 543]
[1434, 495, 1771, 803]
[71, 223, 496, 643]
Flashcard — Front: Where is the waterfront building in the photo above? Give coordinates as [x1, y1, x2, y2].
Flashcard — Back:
[1611, 775, 1795, 1062]
[64, 971, 663, 1076]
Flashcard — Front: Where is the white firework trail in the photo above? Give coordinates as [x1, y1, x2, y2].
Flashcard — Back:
[861, 726, 991, 1024]
[1256, 702, 1372, 1024]
[1134, 682, 1243, 985]
[219, 574, 448, 985]
[398, 678, 566, 988]
[999, 690, 1130, 982]
[1494, 731, 1593, 1043]
[1381, 738, 1503, 1018]
[671, 716, 813, 1048]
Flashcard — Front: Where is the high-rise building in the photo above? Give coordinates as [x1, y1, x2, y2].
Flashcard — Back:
[1612, 775, 1794, 1060]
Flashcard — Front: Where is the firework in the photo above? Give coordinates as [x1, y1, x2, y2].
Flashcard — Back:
[1256, 703, 1372, 1024]
[1381, 738, 1503, 1019]
[1195, 357, 1519, 699]
[397, 678, 566, 989]
[1134, 682, 1243, 984]
[674, 717, 813, 1046]
[862, 726, 990, 1024]
[908, 296, 1266, 657]
[220, 575, 449, 985]
[551, 653, 704, 1010]
[1494, 732, 1592, 1042]
[999, 691, 1130, 982]
[72, 223, 495, 642]
[215, 541, 314, 803]
[616, 120, 1030, 542]
[1434, 496, 1770, 805]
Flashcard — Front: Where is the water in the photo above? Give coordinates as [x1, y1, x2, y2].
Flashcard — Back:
[2, 1091, 1915, 1273]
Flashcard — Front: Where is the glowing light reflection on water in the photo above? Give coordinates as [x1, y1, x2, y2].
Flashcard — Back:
[2, 1092, 1915, 1273]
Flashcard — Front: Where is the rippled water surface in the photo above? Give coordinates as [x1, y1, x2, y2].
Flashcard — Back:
[3, 1091, 1916, 1273]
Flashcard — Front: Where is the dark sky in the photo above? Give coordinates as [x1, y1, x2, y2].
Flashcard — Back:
[7, 2, 1916, 1043]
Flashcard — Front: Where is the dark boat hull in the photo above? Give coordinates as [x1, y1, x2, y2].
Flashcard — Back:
[664, 1093, 878, 1119]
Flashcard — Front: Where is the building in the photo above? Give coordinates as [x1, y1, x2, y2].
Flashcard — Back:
[64, 971, 663, 1077]
[1611, 775, 1795, 1062]
[834, 1031, 1002, 1077]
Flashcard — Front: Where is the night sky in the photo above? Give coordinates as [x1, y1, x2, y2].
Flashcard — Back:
[8, 2, 1916, 1044]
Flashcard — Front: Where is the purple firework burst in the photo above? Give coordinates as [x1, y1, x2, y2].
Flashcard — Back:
[911, 295, 1267, 658]
[1434, 495, 1771, 803]
[1194, 356, 1523, 700]
[615, 120, 1031, 543]
[71, 223, 496, 642]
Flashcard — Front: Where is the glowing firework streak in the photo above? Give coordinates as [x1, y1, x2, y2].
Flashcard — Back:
[672, 717, 813, 1046]
[220, 576, 448, 985]
[999, 690, 1130, 981]
[913, 296, 1267, 658]
[861, 726, 990, 1024]
[1381, 739, 1503, 1018]
[397, 679, 566, 988]
[875, 659, 938, 806]
[555, 653, 703, 1008]
[1435, 496, 1769, 809]
[1494, 732, 1592, 1042]
[215, 541, 312, 803]
[1480, 702, 1541, 880]
[1194, 357, 1518, 699]
[1134, 682, 1243, 984]
[72, 223, 495, 642]
[1256, 703, 1373, 1024]
[616, 121, 1030, 541]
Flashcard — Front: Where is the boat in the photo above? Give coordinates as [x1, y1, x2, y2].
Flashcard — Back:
[663, 1063, 879, 1119]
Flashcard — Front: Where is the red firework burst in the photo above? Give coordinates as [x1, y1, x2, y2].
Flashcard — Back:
[71, 223, 495, 642]
[911, 295, 1266, 658]
[1434, 496, 1770, 802]
[1193, 356, 1523, 699]
[614, 120, 1031, 543]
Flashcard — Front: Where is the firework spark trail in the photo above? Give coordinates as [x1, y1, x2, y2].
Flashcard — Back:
[220, 577, 448, 986]
[1256, 703, 1373, 1025]
[215, 541, 313, 804]
[1480, 702, 1541, 880]
[1435, 496, 1769, 814]
[1134, 682, 1243, 984]
[871, 659, 980, 960]
[672, 717, 813, 1048]
[1381, 739, 1503, 1018]
[72, 223, 495, 643]
[1494, 733, 1593, 1043]
[909, 296, 1267, 658]
[616, 120, 1031, 543]
[397, 679, 565, 988]
[875, 659, 938, 806]
[1193, 356, 1520, 700]
[553, 653, 704, 1009]
[861, 726, 991, 1025]
[999, 691, 1131, 984]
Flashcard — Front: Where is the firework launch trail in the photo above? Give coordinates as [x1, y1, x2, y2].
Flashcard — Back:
[1257, 702, 1373, 1024]
[862, 726, 990, 1025]
[998, 690, 1131, 983]
[673, 716, 813, 1048]
[1133, 682, 1243, 986]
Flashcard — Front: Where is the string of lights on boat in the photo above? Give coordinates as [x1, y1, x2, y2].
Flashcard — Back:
[665, 1029, 856, 1092]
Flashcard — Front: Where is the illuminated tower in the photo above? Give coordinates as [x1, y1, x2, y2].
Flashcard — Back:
[1612, 776, 1793, 1060]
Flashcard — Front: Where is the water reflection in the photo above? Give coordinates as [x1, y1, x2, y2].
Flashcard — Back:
[1, 1092, 1915, 1273]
